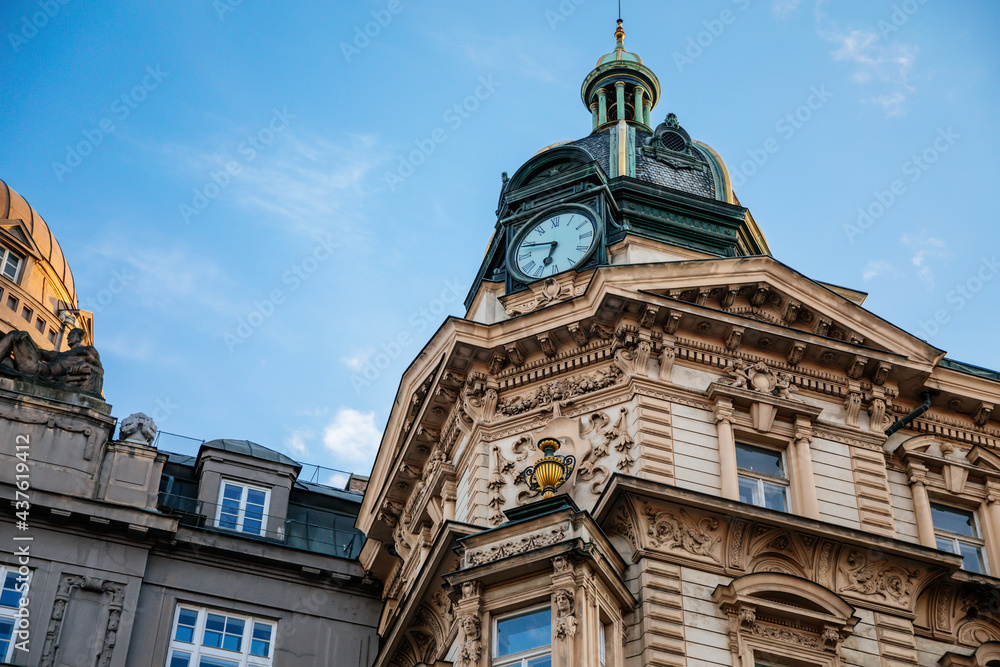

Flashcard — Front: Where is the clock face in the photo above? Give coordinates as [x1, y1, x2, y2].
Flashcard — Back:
[513, 212, 598, 281]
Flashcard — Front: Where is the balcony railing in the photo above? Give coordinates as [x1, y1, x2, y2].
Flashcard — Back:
[156, 493, 362, 559]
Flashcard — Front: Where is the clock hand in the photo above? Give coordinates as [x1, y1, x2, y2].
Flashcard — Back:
[542, 241, 558, 265]
[520, 241, 557, 248]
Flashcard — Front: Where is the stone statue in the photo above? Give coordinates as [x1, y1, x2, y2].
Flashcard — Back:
[554, 588, 578, 638]
[0, 327, 103, 394]
[120, 413, 157, 445]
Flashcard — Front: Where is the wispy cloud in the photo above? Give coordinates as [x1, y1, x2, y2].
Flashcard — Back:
[285, 428, 312, 457]
[901, 233, 948, 289]
[340, 349, 374, 373]
[814, 5, 919, 116]
[772, 0, 802, 19]
[862, 259, 896, 282]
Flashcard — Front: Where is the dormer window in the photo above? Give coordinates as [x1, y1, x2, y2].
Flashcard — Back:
[216, 481, 270, 536]
[0, 246, 22, 282]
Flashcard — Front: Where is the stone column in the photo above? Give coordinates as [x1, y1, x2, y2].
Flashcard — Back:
[714, 399, 739, 501]
[614, 82, 626, 121]
[907, 462, 936, 548]
[590, 101, 599, 130]
[442, 480, 457, 522]
[597, 88, 608, 125]
[984, 482, 1000, 575]
[643, 99, 652, 127]
[455, 582, 483, 667]
[633, 86, 645, 123]
[792, 418, 820, 520]
[551, 556, 577, 667]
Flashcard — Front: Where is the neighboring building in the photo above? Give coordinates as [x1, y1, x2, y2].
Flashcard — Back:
[358, 21, 1000, 667]
[0, 180, 380, 665]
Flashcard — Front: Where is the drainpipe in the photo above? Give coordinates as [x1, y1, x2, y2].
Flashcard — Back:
[885, 391, 932, 436]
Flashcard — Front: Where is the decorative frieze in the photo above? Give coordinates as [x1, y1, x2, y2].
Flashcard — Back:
[465, 526, 567, 566]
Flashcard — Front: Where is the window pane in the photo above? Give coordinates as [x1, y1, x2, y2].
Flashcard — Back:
[222, 617, 244, 651]
[198, 657, 240, 667]
[496, 608, 550, 657]
[735, 444, 783, 477]
[935, 537, 957, 554]
[0, 617, 14, 658]
[958, 542, 986, 574]
[738, 476, 760, 506]
[247, 489, 266, 506]
[219, 511, 239, 530]
[169, 651, 192, 667]
[0, 572, 22, 608]
[242, 518, 263, 535]
[930, 504, 977, 537]
[251, 622, 272, 656]
[527, 656, 552, 667]
[203, 614, 226, 648]
[762, 482, 787, 512]
[175, 608, 198, 643]
[223, 484, 243, 501]
[3, 254, 19, 280]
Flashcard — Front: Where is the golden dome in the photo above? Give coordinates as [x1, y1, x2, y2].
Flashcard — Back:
[0, 179, 76, 304]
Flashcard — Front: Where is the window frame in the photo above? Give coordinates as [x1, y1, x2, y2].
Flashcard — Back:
[735, 442, 791, 513]
[165, 604, 275, 667]
[0, 564, 31, 663]
[492, 604, 552, 667]
[0, 246, 23, 283]
[214, 480, 271, 537]
[930, 502, 989, 575]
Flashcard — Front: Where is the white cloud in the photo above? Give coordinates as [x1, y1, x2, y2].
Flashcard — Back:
[862, 260, 895, 282]
[772, 0, 802, 19]
[901, 233, 948, 289]
[322, 408, 382, 471]
[815, 11, 919, 116]
[340, 349, 374, 373]
[284, 428, 312, 457]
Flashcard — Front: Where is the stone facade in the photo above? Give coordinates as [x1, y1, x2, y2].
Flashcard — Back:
[355, 22, 1000, 667]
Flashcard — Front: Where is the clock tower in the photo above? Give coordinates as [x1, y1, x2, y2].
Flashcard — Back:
[465, 20, 769, 324]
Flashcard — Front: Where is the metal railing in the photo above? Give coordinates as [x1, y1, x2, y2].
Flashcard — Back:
[156, 493, 362, 559]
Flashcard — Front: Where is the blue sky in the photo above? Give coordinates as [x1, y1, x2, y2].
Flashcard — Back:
[2, 0, 998, 481]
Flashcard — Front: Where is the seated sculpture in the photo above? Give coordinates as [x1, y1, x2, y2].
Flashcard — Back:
[0, 327, 103, 395]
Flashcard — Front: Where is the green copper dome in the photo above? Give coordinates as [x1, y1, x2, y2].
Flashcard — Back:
[581, 20, 661, 132]
[596, 20, 643, 65]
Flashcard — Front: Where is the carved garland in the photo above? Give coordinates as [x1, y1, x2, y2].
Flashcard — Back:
[466, 527, 567, 566]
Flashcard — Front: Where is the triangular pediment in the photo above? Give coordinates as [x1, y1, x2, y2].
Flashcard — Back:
[0, 219, 43, 259]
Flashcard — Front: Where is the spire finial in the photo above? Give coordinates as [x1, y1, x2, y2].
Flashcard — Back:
[614, 19, 624, 48]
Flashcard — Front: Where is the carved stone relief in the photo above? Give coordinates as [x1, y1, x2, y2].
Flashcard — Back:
[553, 588, 578, 638]
[496, 365, 623, 418]
[839, 551, 919, 607]
[41, 574, 126, 667]
[643, 504, 722, 563]
[466, 527, 567, 566]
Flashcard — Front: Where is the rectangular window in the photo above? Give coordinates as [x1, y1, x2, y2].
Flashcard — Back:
[736, 443, 789, 512]
[931, 503, 987, 574]
[215, 482, 270, 536]
[165, 605, 275, 667]
[599, 622, 608, 667]
[35, 317, 44, 332]
[20, 306, 32, 322]
[0, 565, 31, 663]
[47, 329, 57, 344]
[494, 606, 551, 667]
[5, 296, 17, 311]
[0, 246, 22, 282]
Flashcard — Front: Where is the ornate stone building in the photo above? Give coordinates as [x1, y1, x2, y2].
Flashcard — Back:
[357, 22, 1000, 667]
[0, 178, 381, 665]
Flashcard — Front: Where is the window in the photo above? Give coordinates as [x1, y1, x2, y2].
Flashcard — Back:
[215, 482, 270, 536]
[35, 317, 44, 332]
[494, 606, 551, 667]
[931, 503, 987, 574]
[736, 443, 789, 512]
[20, 306, 32, 322]
[0, 247, 22, 282]
[5, 296, 17, 311]
[166, 606, 274, 667]
[599, 622, 608, 667]
[47, 329, 57, 344]
[0, 565, 30, 663]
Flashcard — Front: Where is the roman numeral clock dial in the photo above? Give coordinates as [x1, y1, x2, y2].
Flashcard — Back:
[510, 210, 599, 283]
